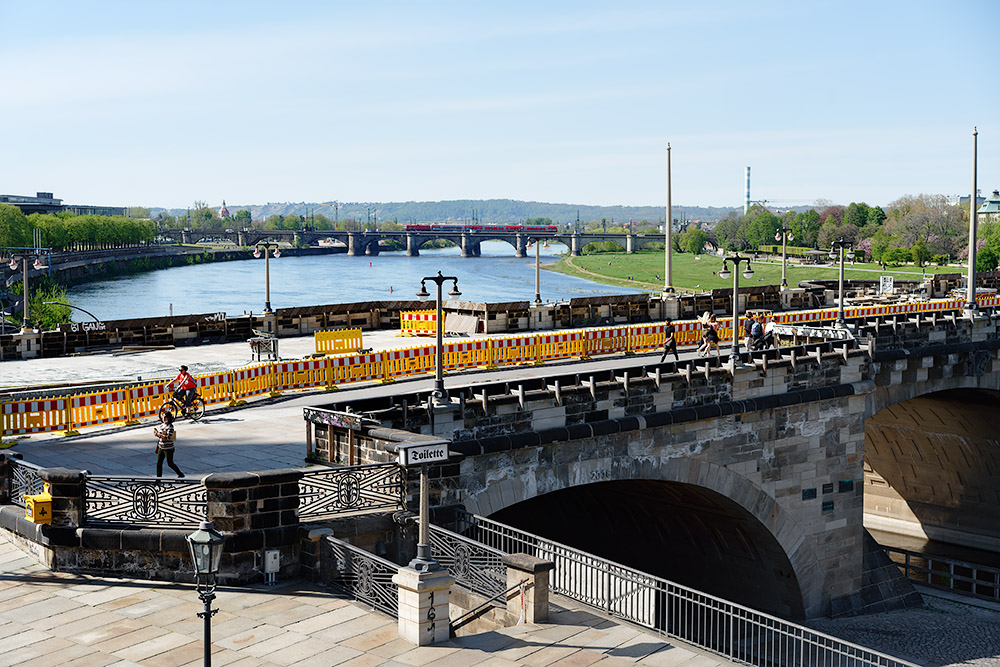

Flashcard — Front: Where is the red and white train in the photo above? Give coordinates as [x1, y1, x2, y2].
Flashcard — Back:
[403, 223, 558, 233]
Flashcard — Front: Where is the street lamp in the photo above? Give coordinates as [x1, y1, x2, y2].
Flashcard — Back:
[186, 520, 225, 667]
[829, 238, 856, 328]
[416, 271, 461, 406]
[252, 242, 281, 314]
[5, 250, 50, 332]
[717, 254, 754, 363]
[775, 227, 794, 288]
[528, 237, 542, 305]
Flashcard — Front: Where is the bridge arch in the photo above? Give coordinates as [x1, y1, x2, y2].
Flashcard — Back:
[863, 386, 1000, 553]
[462, 457, 822, 619]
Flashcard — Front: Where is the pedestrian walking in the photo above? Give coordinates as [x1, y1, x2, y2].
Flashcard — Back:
[153, 412, 184, 478]
[659, 318, 679, 362]
[697, 312, 720, 357]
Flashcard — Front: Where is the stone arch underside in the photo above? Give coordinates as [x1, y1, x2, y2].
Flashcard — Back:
[462, 458, 821, 619]
[863, 387, 1000, 552]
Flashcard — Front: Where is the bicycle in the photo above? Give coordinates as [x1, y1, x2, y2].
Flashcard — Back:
[158, 392, 206, 422]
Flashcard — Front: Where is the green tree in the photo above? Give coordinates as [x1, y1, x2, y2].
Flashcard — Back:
[910, 240, 931, 267]
[976, 245, 999, 272]
[679, 226, 708, 254]
[0, 203, 32, 247]
[867, 206, 887, 226]
[885, 248, 912, 265]
[843, 202, 871, 227]
[232, 210, 252, 225]
[791, 209, 821, 248]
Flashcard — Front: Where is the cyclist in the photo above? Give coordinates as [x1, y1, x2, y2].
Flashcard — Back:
[168, 365, 198, 411]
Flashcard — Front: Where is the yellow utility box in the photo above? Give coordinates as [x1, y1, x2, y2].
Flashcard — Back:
[24, 483, 53, 525]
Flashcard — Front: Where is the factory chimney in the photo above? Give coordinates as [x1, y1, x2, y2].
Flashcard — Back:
[744, 167, 751, 214]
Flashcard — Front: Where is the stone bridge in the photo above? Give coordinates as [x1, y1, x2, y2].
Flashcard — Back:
[307, 309, 1000, 620]
[158, 228, 663, 256]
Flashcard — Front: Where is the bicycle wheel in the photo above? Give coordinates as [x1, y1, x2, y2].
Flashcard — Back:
[158, 401, 177, 422]
[186, 396, 207, 421]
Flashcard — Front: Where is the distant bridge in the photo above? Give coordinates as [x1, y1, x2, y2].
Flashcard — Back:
[157, 228, 664, 257]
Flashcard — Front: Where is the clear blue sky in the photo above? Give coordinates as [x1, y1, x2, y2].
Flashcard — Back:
[2, 1, 997, 210]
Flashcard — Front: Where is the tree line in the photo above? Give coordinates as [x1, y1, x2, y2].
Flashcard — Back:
[682, 196, 1000, 272]
[1, 204, 156, 250]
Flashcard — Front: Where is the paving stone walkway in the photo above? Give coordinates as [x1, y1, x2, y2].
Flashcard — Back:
[0, 530, 735, 666]
[807, 590, 1000, 667]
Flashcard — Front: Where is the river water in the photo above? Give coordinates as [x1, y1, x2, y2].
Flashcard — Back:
[66, 242, 643, 321]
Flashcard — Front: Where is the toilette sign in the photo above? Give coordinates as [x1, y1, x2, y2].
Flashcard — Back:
[398, 441, 450, 466]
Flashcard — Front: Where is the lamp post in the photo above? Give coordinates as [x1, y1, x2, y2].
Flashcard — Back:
[966, 126, 979, 315]
[416, 271, 461, 406]
[186, 520, 225, 667]
[6, 250, 50, 332]
[829, 238, 855, 328]
[663, 142, 675, 295]
[775, 227, 794, 288]
[528, 237, 542, 305]
[717, 254, 754, 363]
[252, 242, 281, 314]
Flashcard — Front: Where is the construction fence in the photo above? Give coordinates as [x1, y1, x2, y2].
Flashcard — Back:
[3, 295, 997, 440]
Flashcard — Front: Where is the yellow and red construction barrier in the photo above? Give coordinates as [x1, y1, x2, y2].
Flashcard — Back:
[2, 294, 997, 439]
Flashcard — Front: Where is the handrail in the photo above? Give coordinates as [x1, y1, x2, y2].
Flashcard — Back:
[455, 511, 920, 667]
[450, 579, 526, 635]
[882, 544, 1000, 602]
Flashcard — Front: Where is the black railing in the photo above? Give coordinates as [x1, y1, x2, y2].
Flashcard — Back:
[426, 522, 507, 598]
[6, 457, 44, 507]
[85, 475, 206, 528]
[299, 463, 404, 521]
[322, 536, 398, 616]
[454, 511, 918, 667]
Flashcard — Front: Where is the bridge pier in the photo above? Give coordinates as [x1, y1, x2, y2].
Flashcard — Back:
[626, 233, 634, 254]
[181, 230, 191, 244]
[515, 233, 527, 258]
[406, 233, 420, 257]
[365, 239, 380, 256]
[571, 233, 582, 256]
[460, 233, 481, 257]
[293, 232, 301, 247]
[347, 232, 358, 257]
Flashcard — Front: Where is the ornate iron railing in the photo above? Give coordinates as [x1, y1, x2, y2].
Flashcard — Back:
[883, 544, 1000, 601]
[322, 536, 398, 616]
[299, 463, 403, 521]
[85, 475, 206, 528]
[7, 458, 44, 508]
[455, 511, 918, 667]
[427, 522, 507, 598]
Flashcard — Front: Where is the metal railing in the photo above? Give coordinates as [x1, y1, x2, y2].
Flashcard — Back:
[883, 544, 1000, 602]
[455, 511, 919, 667]
[85, 475, 206, 528]
[6, 457, 44, 507]
[299, 463, 404, 521]
[427, 522, 507, 598]
[322, 535, 398, 616]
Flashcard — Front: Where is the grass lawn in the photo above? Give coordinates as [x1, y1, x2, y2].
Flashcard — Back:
[545, 250, 959, 293]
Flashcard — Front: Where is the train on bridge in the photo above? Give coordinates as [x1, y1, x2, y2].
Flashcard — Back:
[403, 223, 558, 233]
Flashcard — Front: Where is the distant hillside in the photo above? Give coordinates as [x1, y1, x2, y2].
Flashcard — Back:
[152, 199, 739, 224]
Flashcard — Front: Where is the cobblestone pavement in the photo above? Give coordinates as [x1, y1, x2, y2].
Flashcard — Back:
[807, 592, 1000, 667]
[0, 531, 736, 666]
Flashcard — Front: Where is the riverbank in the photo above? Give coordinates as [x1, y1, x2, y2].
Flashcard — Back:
[546, 249, 961, 292]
